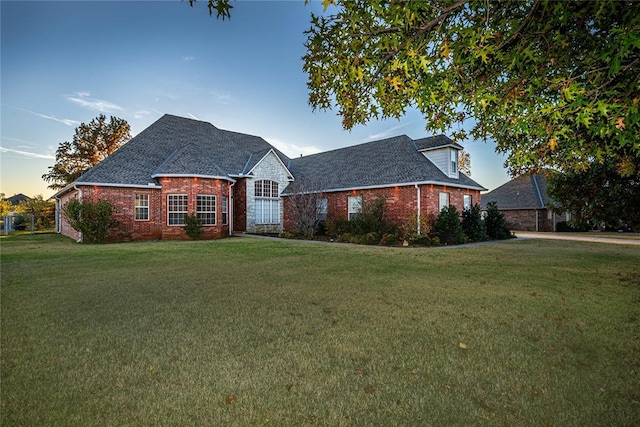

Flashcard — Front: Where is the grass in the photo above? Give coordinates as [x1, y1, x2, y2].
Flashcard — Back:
[1, 233, 639, 426]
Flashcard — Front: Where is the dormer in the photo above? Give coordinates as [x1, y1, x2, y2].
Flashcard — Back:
[414, 136, 463, 179]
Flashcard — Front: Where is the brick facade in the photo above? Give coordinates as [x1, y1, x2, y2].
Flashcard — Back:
[159, 177, 231, 239]
[502, 209, 566, 232]
[283, 184, 481, 232]
[61, 176, 232, 242]
[232, 178, 247, 233]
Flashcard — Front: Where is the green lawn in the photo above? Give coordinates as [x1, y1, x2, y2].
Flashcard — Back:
[1, 234, 639, 426]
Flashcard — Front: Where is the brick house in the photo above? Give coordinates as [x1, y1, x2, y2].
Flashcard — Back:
[480, 173, 568, 232]
[54, 114, 486, 242]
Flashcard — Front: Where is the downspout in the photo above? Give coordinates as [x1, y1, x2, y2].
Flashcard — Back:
[54, 196, 61, 234]
[228, 182, 234, 236]
[415, 184, 421, 235]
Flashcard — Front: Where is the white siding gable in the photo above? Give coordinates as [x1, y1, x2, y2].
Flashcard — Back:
[422, 147, 459, 179]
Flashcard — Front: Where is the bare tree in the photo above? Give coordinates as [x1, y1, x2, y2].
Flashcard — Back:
[285, 177, 326, 238]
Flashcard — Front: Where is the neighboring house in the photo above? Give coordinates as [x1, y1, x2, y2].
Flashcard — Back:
[54, 114, 486, 242]
[6, 193, 30, 205]
[481, 173, 568, 232]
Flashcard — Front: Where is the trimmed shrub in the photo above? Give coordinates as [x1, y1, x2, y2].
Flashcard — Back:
[328, 195, 397, 245]
[556, 221, 590, 232]
[461, 204, 487, 242]
[434, 206, 467, 245]
[380, 233, 398, 246]
[183, 213, 203, 240]
[409, 234, 432, 246]
[484, 202, 511, 240]
[62, 199, 119, 243]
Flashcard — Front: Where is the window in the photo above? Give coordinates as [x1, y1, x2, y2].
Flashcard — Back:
[135, 194, 149, 221]
[451, 150, 458, 174]
[463, 194, 472, 211]
[255, 180, 279, 224]
[168, 194, 188, 225]
[197, 195, 216, 225]
[439, 192, 449, 211]
[316, 198, 328, 221]
[222, 196, 228, 225]
[348, 195, 362, 220]
[255, 180, 278, 198]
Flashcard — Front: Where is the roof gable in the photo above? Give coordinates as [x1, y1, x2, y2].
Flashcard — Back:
[246, 148, 294, 180]
[481, 174, 550, 210]
[284, 134, 485, 194]
[72, 114, 290, 188]
[414, 135, 463, 151]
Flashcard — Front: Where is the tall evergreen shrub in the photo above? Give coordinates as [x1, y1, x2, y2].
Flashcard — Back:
[484, 202, 511, 239]
[434, 206, 467, 245]
[461, 204, 487, 242]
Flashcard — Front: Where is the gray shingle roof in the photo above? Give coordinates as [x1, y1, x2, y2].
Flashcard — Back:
[74, 114, 290, 187]
[68, 114, 485, 195]
[283, 135, 485, 194]
[481, 174, 550, 210]
[414, 135, 464, 151]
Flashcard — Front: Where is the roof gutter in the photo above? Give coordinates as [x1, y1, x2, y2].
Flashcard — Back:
[281, 180, 487, 196]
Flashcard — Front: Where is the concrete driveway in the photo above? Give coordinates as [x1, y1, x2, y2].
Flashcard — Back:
[514, 231, 640, 246]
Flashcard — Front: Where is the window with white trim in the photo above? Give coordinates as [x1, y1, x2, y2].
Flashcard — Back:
[317, 197, 328, 221]
[135, 194, 149, 221]
[439, 192, 450, 211]
[451, 150, 458, 175]
[197, 195, 216, 225]
[463, 194, 472, 211]
[348, 195, 362, 221]
[168, 194, 188, 225]
[222, 196, 228, 225]
[255, 180, 279, 224]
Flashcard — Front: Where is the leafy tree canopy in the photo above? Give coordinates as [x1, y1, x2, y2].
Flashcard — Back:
[196, 0, 640, 178]
[43, 115, 131, 190]
[547, 161, 640, 229]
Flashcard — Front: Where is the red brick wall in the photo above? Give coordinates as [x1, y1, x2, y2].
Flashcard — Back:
[232, 178, 247, 233]
[59, 178, 231, 242]
[502, 209, 562, 232]
[159, 177, 230, 240]
[283, 184, 481, 232]
[80, 185, 163, 241]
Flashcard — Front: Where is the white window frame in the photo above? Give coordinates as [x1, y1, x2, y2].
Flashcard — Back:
[167, 194, 188, 226]
[348, 195, 362, 221]
[135, 193, 149, 221]
[222, 196, 228, 225]
[439, 192, 450, 211]
[450, 150, 458, 175]
[197, 194, 216, 226]
[463, 194, 472, 211]
[255, 180, 280, 225]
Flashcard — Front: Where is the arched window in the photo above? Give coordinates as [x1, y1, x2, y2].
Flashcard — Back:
[255, 180, 279, 224]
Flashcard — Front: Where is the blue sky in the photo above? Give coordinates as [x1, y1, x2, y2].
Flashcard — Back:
[1, 0, 510, 199]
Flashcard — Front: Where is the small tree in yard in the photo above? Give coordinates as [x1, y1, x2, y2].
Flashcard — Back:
[183, 213, 204, 240]
[462, 204, 487, 242]
[62, 199, 119, 243]
[434, 206, 467, 245]
[285, 178, 326, 238]
[484, 202, 511, 240]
